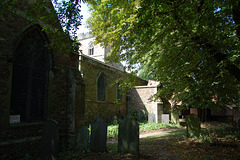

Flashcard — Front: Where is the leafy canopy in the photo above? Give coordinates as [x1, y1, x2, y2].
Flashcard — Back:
[88, 0, 240, 110]
[1, 0, 84, 53]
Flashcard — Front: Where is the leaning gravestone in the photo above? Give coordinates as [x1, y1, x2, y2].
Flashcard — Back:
[76, 126, 89, 152]
[90, 118, 107, 152]
[148, 113, 155, 123]
[118, 116, 139, 155]
[186, 114, 201, 138]
[40, 120, 59, 160]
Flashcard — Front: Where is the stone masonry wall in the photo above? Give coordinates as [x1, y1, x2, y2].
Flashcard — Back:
[0, 1, 83, 158]
[128, 86, 160, 116]
[80, 55, 127, 124]
[80, 55, 147, 124]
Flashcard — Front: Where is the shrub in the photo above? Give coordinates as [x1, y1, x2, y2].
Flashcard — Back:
[107, 124, 118, 139]
[129, 109, 138, 120]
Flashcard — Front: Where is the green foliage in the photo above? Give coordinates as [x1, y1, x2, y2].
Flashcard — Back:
[139, 110, 147, 122]
[107, 142, 118, 154]
[138, 64, 156, 80]
[3, 0, 83, 54]
[59, 144, 79, 160]
[107, 122, 180, 138]
[128, 109, 138, 121]
[24, 0, 82, 53]
[53, 0, 83, 35]
[107, 124, 118, 138]
[0, 0, 17, 16]
[88, 0, 240, 110]
[196, 124, 240, 147]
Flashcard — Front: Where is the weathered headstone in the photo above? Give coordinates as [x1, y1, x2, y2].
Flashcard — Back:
[76, 126, 89, 152]
[186, 114, 201, 138]
[162, 114, 170, 124]
[118, 117, 139, 155]
[139, 110, 147, 122]
[40, 120, 59, 160]
[148, 113, 155, 123]
[90, 118, 107, 152]
[170, 110, 179, 124]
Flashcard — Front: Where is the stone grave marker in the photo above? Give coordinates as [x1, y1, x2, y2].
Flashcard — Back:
[118, 116, 139, 155]
[90, 118, 107, 152]
[186, 114, 201, 138]
[76, 126, 89, 152]
[171, 110, 179, 124]
[148, 113, 155, 123]
[139, 110, 147, 122]
[162, 114, 170, 124]
[40, 119, 59, 160]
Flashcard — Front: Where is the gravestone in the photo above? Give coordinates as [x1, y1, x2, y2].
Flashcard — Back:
[118, 117, 139, 155]
[162, 114, 170, 124]
[186, 114, 201, 138]
[40, 120, 59, 160]
[148, 113, 155, 123]
[139, 110, 147, 122]
[171, 110, 179, 124]
[76, 126, 89, 152]
[90, 118, 107, 152]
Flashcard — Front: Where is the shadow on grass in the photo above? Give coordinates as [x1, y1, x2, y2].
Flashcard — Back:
[140, 129, 186, 142]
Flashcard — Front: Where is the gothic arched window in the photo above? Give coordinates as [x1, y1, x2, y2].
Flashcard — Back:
[10, 25, 50, 123]
[97, 72, 106, 101]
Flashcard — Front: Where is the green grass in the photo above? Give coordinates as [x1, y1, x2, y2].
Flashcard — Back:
[107, 142, 118, 154]
[107, 122, 180, 139]
[139, 122, 180, 132]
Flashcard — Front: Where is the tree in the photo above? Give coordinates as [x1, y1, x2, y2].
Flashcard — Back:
[87, 0, 240, 110]
[1, 0, 84, 53]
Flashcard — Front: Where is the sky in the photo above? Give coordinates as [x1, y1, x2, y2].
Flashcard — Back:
[77, 2, 91, 35]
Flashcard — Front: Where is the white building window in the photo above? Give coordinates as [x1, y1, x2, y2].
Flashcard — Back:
[88, 42, 94, 55]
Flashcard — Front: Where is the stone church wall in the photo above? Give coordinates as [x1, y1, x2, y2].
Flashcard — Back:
[79, 55, 147, 124]
[0, 1, 84, 158]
